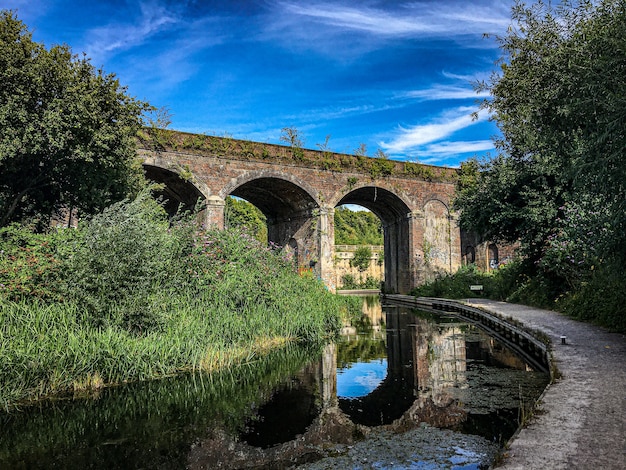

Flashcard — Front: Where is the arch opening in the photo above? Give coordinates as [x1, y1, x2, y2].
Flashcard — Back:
[334, 204, 384, 290]
[336, 186, 412, 294]
[143, 165, 205, 219]
[228, 177, 320, 275]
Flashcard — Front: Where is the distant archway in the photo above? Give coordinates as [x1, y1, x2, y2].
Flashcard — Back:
[488, 244, 499, 270]
[335, 186, 412, 293]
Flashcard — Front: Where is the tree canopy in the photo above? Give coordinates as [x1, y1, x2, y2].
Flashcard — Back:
[455, 0, 625, 266]
[224, 196, 268, 243]
[0, 10, 150, 227]
[334, 206, 383, 245]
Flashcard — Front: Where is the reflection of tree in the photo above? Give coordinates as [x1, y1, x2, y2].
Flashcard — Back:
[336, 337, 386, 369]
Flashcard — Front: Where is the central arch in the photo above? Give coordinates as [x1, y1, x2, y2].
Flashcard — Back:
[335, 186, 413, 293]
[224, 175, 321, 275]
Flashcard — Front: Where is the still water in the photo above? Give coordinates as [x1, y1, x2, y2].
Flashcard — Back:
[0, 298, 549, 469]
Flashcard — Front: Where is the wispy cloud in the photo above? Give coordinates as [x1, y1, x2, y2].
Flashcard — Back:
[401, 85, 489, 101]
[424, 140, 494, 155]
[82, 1, 181, 62]
[380, 106, 487, 153]
[274, 1, 511, 38]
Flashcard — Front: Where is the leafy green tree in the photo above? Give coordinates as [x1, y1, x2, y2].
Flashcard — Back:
[334, 206, 383, 245]
[224, 196, 268, 243]
[0, 11, 150, 228]
[350, 246, 372, 273]
[457, 0, 625, 265]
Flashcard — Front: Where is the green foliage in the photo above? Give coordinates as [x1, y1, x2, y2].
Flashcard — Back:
[460, 0, 626, 261]
[0, 11, 150, 228]
[334, 206, 383, 245]
[453, 0, 625, 329]
[62, 191, 189, 332]
[350, 246, 372, 273]
[340, 273, 380, 290]
[346, 177, 358, 189]
[341, 274, 358, 290]
[224, 196, 267, 243]
[403, 162, 436, 180]
[0, 224, 76, 301]
[412, 264, 491, 299]
[559, 262, 626, 332]
[367, 150, 395, 179]
[0, 192, 360, 406]
[361, 275, 381, 289]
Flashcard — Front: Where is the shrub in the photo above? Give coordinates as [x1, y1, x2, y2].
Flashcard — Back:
[0, 224, 76, 302]
[341, 274, 358, 290]
[62, 191, 193, 332]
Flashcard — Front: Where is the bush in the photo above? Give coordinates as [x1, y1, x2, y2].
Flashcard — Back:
[0, 192, 360, 406]
[560, 262, 626, 332]
[361, 276, 381, 289]
[0, 224, 76, 302]
[341, 274, 358, 290]
[62, 191, 192, 332]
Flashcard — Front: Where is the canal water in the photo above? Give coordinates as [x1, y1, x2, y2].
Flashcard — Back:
[0, 297, 549, 469]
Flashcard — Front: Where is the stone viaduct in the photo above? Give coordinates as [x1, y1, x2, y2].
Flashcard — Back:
[138, 130, 466, 293]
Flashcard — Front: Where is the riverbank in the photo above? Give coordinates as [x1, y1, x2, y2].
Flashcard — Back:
[0, 195, 360, 409]
[467, 299, 626, 469]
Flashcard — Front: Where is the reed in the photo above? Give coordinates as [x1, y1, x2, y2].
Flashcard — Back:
[0, 194, 359, 409]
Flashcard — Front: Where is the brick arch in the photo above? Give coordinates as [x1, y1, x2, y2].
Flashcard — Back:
[221, 172, 322, 273]
[219, 170, 321, 209]
[332, 185, 414, 294]
[331, 183, 414, 225]
[421, 196, 451, 213]
[143, 164, 208, 217]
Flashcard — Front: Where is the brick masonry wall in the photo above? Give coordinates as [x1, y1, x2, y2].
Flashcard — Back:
[139, 135, 462, 293]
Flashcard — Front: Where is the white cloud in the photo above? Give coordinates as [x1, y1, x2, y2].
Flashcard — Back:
[401, 85, 489, 101]
[380, 106, 486, 152]
[424, 140, 494, 155]
[82, 1, 181, 62]
[274, 1, 511, 39]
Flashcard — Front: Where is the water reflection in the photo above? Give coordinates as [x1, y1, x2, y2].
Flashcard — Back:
[0, 297, 549, 469]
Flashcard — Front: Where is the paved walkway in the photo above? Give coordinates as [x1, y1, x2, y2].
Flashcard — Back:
[466, 299, 626, 469]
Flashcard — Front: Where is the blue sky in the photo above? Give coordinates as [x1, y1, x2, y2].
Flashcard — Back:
[4, 0, 515, 168]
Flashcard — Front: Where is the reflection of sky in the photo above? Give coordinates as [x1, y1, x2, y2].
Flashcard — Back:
[337, 359, 387, 398]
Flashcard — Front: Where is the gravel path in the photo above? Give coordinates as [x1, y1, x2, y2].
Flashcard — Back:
[467, 299, 626, 469]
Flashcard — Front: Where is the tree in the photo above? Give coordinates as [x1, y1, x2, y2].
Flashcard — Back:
[350, 246, 372, 273]
[456, 0, 626, 266]
[0, 11, 151, 228]
[334, 206, 383, 245]
[224, 196, 268, 243]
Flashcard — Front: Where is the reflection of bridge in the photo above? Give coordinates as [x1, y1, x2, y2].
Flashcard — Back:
[140, 132, 462, 293]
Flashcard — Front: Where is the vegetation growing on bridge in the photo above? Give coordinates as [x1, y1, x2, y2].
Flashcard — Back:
[431, 0, 626, 332]
[137, 127, 455, 183]
[0, 192, 360, 409]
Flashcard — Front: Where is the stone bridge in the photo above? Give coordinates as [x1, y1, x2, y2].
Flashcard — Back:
[138, 130, 463, 293]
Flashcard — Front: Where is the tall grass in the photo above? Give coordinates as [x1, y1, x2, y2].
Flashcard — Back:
[0, 192, 357, 409]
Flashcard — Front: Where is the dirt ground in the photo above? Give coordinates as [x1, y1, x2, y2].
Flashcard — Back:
[468, 299, 626, 470]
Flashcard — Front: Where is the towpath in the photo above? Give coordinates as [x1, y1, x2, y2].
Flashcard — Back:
[467, 299, 626, 469]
